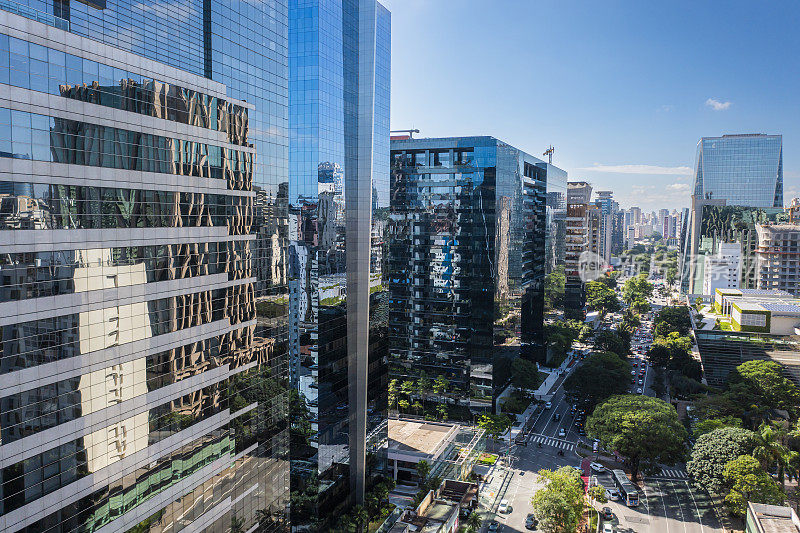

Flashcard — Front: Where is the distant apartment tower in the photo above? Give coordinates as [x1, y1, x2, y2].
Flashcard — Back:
[681, 134, 784, 294]
[703, 242, 742, 295]
[594, 191, 614, 263]
[565, 182, 593, 316]
[388, 136, 567, 415]
[756, 224, 800, 297]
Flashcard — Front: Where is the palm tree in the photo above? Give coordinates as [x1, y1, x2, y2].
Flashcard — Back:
[754, 423, 793, 488]
[465, 511, 482, 533]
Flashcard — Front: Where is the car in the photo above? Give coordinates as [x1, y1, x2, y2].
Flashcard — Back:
[554, 413, 561, 421]
[590, 462, 606, 473]
[558, 428, 566, 437]
[607, 489, 620, 501]
[498, 499, 511, 514]
[525, 514, 538, 530]
[602, 507, 614, 520]
[544, 401, 552, 409]
[636, 388, 643, 394]
[488, 521, 499, 532]
[638, 379, 643, 385]
[602, 524, 614, 533]
[630, 370, 636, 375]
[630, 377, 635, 384]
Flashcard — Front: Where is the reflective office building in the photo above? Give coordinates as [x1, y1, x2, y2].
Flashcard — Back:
[287, 0, 390, 529]
[388, 137, 566, 417]
[681, 134, 784, 294]
[0, 1, 290, 532]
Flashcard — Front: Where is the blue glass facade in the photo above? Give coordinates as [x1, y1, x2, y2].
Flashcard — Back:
[388, 137, 564, 416]
[692, 134, 783, 208]
[288, 0, 389, 528]
[0, 1, 290, 532]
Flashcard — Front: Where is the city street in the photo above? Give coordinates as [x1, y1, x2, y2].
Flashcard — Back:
[485, 357, 724, 533]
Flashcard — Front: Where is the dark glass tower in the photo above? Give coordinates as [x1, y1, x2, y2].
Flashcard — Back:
[287, 0, 390, 529]
[387, 137, 566, 418]
[0, 1, 290, 532]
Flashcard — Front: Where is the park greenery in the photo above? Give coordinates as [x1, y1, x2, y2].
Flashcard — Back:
[685, 358, 800, 516]
[530, 467, 585, 533]
[587, 395, 687, 482]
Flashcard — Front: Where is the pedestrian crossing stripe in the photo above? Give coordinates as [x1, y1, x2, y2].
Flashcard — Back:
[526, 434, 575, 451]
[648, 469, 688, 479]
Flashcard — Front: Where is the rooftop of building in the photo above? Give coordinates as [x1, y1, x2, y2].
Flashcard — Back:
[388, 418, 459, 457]
[747, 502, 800, 533]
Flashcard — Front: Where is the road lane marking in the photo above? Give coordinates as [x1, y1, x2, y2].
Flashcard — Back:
[684, 479, 706, 533]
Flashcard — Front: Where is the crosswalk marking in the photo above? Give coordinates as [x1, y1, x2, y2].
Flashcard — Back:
[648, 468, 688, 479]
[526, 434, 575, 451]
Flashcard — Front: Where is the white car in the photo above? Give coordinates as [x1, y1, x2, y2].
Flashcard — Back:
[607, 488, 620, 501]
[603, 524, 614, 533]
[544, 401, 552, 409]
[589, 462, 606, 473]
[558, 428, 566, 438]
[498, 499, 511, 514]
[636, 388, 643, 394]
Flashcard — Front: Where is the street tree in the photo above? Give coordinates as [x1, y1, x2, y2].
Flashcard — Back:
[563, 352, 630, 409]
[687, 426, 757, 494]
[530, 467, 585, 533]
[754, 423, 795, 488]
[646, 344, 671, 368]
[622, 274, 653, 304]
[653, 306, 692, 337]
[729, 360, 800, 414]
[585, 281, 621, 316]
[587, 485, 608, 503]
[587, 395, 687, 481]
[511, 357, 542, 390]
[593, 330, 629, 357]
[723, 455, 785, 516]
[477, 413, 512, 439]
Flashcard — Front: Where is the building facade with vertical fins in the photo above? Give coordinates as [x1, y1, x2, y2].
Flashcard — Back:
[0, 0, 291, 532]
[287, 0, 390, 529]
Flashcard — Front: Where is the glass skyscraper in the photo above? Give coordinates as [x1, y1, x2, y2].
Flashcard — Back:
[287, 0, 390, 529]
[692, 134, 783, 208]
[0, 1, 291, 532]
[388, 137, 565, 417]
[681, 134, 784, 294]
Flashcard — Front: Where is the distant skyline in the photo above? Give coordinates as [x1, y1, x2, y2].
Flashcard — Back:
[381, 0, 799, 212]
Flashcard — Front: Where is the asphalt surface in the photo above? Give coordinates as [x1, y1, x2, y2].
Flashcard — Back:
[485, 340, 724, 533]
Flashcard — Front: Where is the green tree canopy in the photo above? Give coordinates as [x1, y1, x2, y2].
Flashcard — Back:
[530, 467, 585, 533]
[647, 344, 671, 368]
[723, 455, 785, 516]
[593, 329, 629, 357]
[544, 266, 566, 312]
[728, 360, 800, 414]
[587, 395, 687, 481]
[477, 413, 512, 439]
[653, 306, 692, 337]
[511, 357, 542, 390]
[563, 352, 630, 409]
[687, 426, 757, 494]
[693, 416, 744, 437]
[585, 281, 621, 316]
[622, 274, 653, 304]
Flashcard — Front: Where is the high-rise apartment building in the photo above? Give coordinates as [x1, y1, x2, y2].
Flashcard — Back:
[0, 1, 291, 533]
[755, 223, 800, 297]
[387, 136, 566, 415]
[702, 242, 742, 295]
[288, 0, 390, 526]
[565, 181, 592, 317]
[593, 191, 614, 264]
[681, 134, 784, 294]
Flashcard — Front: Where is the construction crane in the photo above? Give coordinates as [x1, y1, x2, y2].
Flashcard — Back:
[543, 145, 554, 164]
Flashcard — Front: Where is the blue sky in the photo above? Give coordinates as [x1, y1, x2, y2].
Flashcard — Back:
[380, 0, 800, 212]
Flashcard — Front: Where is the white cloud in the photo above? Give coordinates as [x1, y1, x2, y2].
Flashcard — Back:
[666, 183, 690, 192]
[705, 98, 732, 111]
[576, 163, 692, 175]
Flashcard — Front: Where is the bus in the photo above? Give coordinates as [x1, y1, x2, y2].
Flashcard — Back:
[611, 469, 639, 506]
